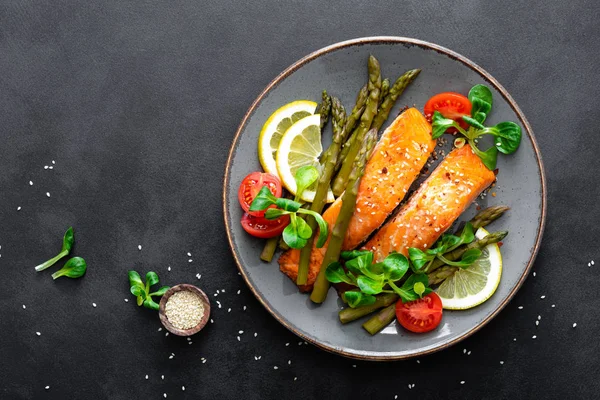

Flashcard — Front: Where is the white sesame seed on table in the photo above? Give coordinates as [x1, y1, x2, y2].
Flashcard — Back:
[138, 245, 142, 250]
[187, 252, 192, 257]
[124, 299, 128, 302]
[17, 206, 21, 211]
[45, 386, 50, 390]
[36, 332, 41, 336]
[145, 375, 148, 380]
[573, 323, 577, 328]
[22, 305, 26, 309]
[46, 192, 50, 197]
[29, 180, 33, 185]
[182, 386, 185, 391]
[532, 335, 537, 339]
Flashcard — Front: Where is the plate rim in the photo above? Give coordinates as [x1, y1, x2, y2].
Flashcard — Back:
[222, 36, 547, 360]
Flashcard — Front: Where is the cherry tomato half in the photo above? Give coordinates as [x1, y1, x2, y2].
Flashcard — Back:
[395, 292, 443, 333]
[240, 213, 289, 239]
[424, 92, 472, 131]
[238, 172, 282, 217]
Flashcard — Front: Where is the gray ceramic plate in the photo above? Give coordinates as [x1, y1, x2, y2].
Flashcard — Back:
[223, 37, 546, 360]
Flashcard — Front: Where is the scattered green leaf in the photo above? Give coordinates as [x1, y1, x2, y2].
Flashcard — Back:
[128, 270, 170, 311]
[51, 257, 87, 280]
[35, 227, 74, 272]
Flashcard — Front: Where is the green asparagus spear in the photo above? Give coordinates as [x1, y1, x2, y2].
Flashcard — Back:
[332, 55, 381, 197]
[310, 130, 378, 303]
[296, 98, 347, 285]
[428, 266, 458, 285]
[362, 304, 396, 335]
[316, 90, 332, 131]
[260, 236, 279, 262]
[371, 69, 421, 131]
[470, 205, 510, 230]
[424, 230, 508, 274]
[339, 293, 398, 324]
[344, 84, 369, 140]
[379, 78, 390, 108]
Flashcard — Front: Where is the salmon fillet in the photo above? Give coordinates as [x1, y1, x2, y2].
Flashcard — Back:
[363, 144, 496, 262]
[279, 108, 435, 291]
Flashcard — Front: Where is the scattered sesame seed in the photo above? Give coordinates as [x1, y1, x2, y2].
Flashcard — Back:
[161, 375, 164, 380]
[187, 252, 192, 257]
[551, 304, 556, 308]
[167, 266, 171, 271]
[52, 160, 56, 164]
[416, 360, 420, 364]
[298, 342, 302, 346]
[243, 306, 247, 311]
[44, 165, 48, 169]
[169, 355, 174, 359]
[222, 289, 225, 293]
[514, 338, 517, 341]
[49, 166, 53, 170]
[165, 332, 169, 336]
[216, 300, 221, 308]
[237, 290, 241, 295]
[163, 393, 167, 398]
[573, 323, 577, 328]
[532, 335, 537, 339]
[45, 386, 50, 390]
[463, 348, 466, 354]
[352, 365, 356, 368]
[236, 336, 240, 341]
[210, 319, 214, 323]
[158, 328, 162, 331]
[182, 386, 185, 391]
[202, 359, 207, 363]
[29, 181, 33, 185]
[518, 306, 523, 309]
[592, 260, 595, 266]
[188, 259, 193, 263]
[294, 377, 297, 381]
[395, 396, 398, 399]
[17, 206, 21, 211]
[188, 341, 193, 345]
[92, 303, 97, 308]
[213, 293, 218, 297]
[460, 381, 465, 385]
[288, 360, 291, 365]
[36, 332, 41, 336]
[535, 321, 539, 326]
[538, 315, 541, 320]
[540, 295, 546, 299]
[22, 305, 26, 309]
[467, 351, 471, 355]
[145, 375, 148, 379]
[138, 245, 142, 250]
[254, 332, 257, 337]
[500, 361, 504, 365]
[273, 366, 278, 370]
[533, 272, 536, 277]
[228, 308, 231, 313]
[124, 299, 128, 302]
[46, 192, 50, 197]
[285, 343, 290, 346]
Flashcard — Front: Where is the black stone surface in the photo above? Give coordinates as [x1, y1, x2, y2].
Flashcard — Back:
[1, 1, 598, 399]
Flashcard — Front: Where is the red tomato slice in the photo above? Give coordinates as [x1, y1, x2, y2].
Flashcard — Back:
[238, 172, 282, 217]
[395, 293, 443, 333]
[424, 92, 472, 131]
[240, 213, 289, 239]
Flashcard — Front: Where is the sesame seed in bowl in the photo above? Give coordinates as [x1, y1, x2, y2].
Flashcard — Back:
[158, 284, 210, 336]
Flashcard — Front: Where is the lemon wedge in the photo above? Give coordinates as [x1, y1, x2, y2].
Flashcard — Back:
[435, 227, 503, 310]
[258, 100, 317, 176]
[275, 114, 334, 203]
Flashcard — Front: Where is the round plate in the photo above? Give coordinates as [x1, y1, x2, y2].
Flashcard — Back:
[223, 37, 546, 360]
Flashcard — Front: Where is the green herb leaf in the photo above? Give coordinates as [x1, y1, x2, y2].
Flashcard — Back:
[61, 227, 75, 253]
[294, 166, 320, 202]
[274, 198, 301, 212]
[282, 215, 308, 249]
[344, 291, 377, 308]
[325, 262, 357, 285]
[51, 256, 87, 280]
[345, 252, 376, 279]
[128, 270, 144, 289]
[148, 286, 170, 297]
[408, 248, 434, 271]
[437, 248, 482, 268]
[431, 111, 463, 138]
[462, 115, 485, 130]
[486, 121, 522, 154]
[340, 250, 372, 260]
[391, 274, 431, 303]
[249, 186, 277, 211]
[356, 275, 384, 295]
[130, 285, 146, 297]
[468, 84, 493, 123]
[380, 253, 409, 281]
[413, 281, 426, 298]
[34, 227, 74, 272]
[457, 222, 475, 248]
[146, 271, 159, 287]
[143, 297, 160, 311]
[295, 216, 313, 240]
[264, 208, 291, 219]
[297, 209, 329, 248]
[470, 141, 498, 170]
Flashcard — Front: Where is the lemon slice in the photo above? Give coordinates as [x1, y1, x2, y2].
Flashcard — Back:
[258, 100, 318, 175]
[276, 114, 335, 203]
[435, 227, 503, 310]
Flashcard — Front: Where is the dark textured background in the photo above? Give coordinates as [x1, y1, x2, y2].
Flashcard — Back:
[0, 1, 598, 399]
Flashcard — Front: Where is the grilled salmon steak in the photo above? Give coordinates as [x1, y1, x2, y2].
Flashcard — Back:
[363, 144, 496, 262]
[279, 108, 435, 290]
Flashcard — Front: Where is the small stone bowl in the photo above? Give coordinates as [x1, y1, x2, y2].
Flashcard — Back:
[158, 284, 211, 336]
